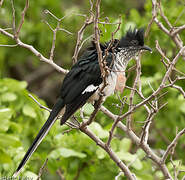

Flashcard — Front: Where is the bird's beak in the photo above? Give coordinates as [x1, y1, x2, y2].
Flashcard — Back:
[141, 45, 152, 52]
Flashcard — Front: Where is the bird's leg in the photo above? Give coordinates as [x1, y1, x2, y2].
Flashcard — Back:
[62, 116, 80, 134]
[80, 106, 85, 119]
[69, 116, 80, 127]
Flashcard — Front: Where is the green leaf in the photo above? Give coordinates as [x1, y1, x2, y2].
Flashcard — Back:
[18, 81, 28, 89]
[0, 86, 8, 93]
[83, 103, 94, 115]
[167, 160, 185, 171]
[96, 148, 106, 159]
[116, 151, 135, 162]
[141, 73, 162, 86]
[136, 174, 154, 180]
[119, 138, 131, 152]
[22, 104, 37, 118]
[136, 149, 146, 159]
[180, 102, 185, 114]
[131, 159, 143, 170]
[89, 122, 109, 139]
[0, 149, 12, 163]
[49, 147, 86, 159]
[1, 92, 17, 102]
[116, 151, 142, 170]
[155, 170, 163, 179]
[0, 134, 21, 148]
[9, 122, 22, 133]
[0, 78, 27, 91]
[0, 108, 13, 132]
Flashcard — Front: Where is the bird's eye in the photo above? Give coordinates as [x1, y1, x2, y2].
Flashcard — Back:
[131, 40, 139, 46]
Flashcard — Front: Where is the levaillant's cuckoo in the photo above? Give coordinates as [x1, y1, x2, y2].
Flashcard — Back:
[13, 28, 151, 176]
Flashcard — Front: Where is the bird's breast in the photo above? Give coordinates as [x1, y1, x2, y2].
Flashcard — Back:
[102, 72, 117, 96]
[88, 72, 117, 102]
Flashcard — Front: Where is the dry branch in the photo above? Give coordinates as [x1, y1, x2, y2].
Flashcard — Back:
[36, 158, 48, 180]
[16, 0, 29, 38]
[79, 126, 137, 180]
[161, 128, 185, 163]
[43, 9, 73, 61]
[72, 1, 94, 64]
[1, 0, 185, 179]
[0, 27, 68, 74]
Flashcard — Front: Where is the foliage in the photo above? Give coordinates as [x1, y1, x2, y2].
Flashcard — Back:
[0, 0, 185, 179]
[0, 78, 152, 179]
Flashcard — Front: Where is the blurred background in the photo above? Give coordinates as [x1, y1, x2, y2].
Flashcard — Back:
[1, 0, 147, 106]
[0, 0, 185, 179]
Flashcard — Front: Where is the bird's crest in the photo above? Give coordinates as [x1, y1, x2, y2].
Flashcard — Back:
[88, 39, 119, 52]
[119, 28, 144, 47]
[87, 28, 145, 52]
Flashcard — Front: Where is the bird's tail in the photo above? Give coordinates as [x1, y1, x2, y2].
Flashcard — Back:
[13, 98, 65, 177]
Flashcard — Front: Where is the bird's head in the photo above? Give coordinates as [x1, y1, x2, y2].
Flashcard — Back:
[116, 28, 152, 62]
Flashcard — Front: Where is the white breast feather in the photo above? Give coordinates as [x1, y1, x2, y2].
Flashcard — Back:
[103, 72, 117, 97]
[82, 84, 98, 94]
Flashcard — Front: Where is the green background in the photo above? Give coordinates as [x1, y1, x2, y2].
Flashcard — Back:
[0, 0, 185, 179]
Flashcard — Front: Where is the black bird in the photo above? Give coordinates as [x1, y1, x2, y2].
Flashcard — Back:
[13, 28, 151, 176]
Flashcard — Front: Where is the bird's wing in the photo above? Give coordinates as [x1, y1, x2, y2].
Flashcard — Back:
[60, 49, 113, 124]
[13, 47, 113, 177]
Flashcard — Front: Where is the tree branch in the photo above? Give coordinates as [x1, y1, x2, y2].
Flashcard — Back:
[72, 1, 94, 64]
[36, 158, 48, 180]
[161, 128, 185, 163]
[79, 126, 137, 180]
[0, 27, 68, 74]
[16, 0, 29, 38]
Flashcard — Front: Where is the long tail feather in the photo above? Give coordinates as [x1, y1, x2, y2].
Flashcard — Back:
[13, 98, 65, 177]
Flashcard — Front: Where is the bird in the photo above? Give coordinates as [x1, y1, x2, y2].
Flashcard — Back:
[13, 28, 152, 177]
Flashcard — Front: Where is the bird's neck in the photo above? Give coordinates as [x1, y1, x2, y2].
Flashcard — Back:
[113, 50, 131, 72]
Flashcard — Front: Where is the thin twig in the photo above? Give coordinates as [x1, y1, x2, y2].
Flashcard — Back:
[58, 28, 73, 35]
[156, 40, 170, 64]
[78, 34, 94, 53]
[44, 9, 60, 22]
[28, 94, 51, 112]
[36, 158, 48, 180]
[72, 1, 94, 64]
[158, 0, 173, 29]
[174, 6, 185, 25]
[152, 0, 185, 58]
[171, 25, 185, 36]
[0, 44, 18, 47]
[43, 10, 74, 61]
[94, 0, 104, 76]
[115, 171, 123, 180]
[49, 22, 59, 61]
[140, 113, 155, 144]
[81, 100, 102, 127]
[161, 128, 185, 163]
[72, 16, 94, 63]
[56, 168, 65, 180]
[0, 27, 68, 74]
[16, 0, 29, 38]
[145, 0, 157, 37]
[80, 0, 109, 128]
[79, 125, 137, 180]
[98, 21, 121, 25]
[10, 0, 16, 35]
[126, 55, 142, 130]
